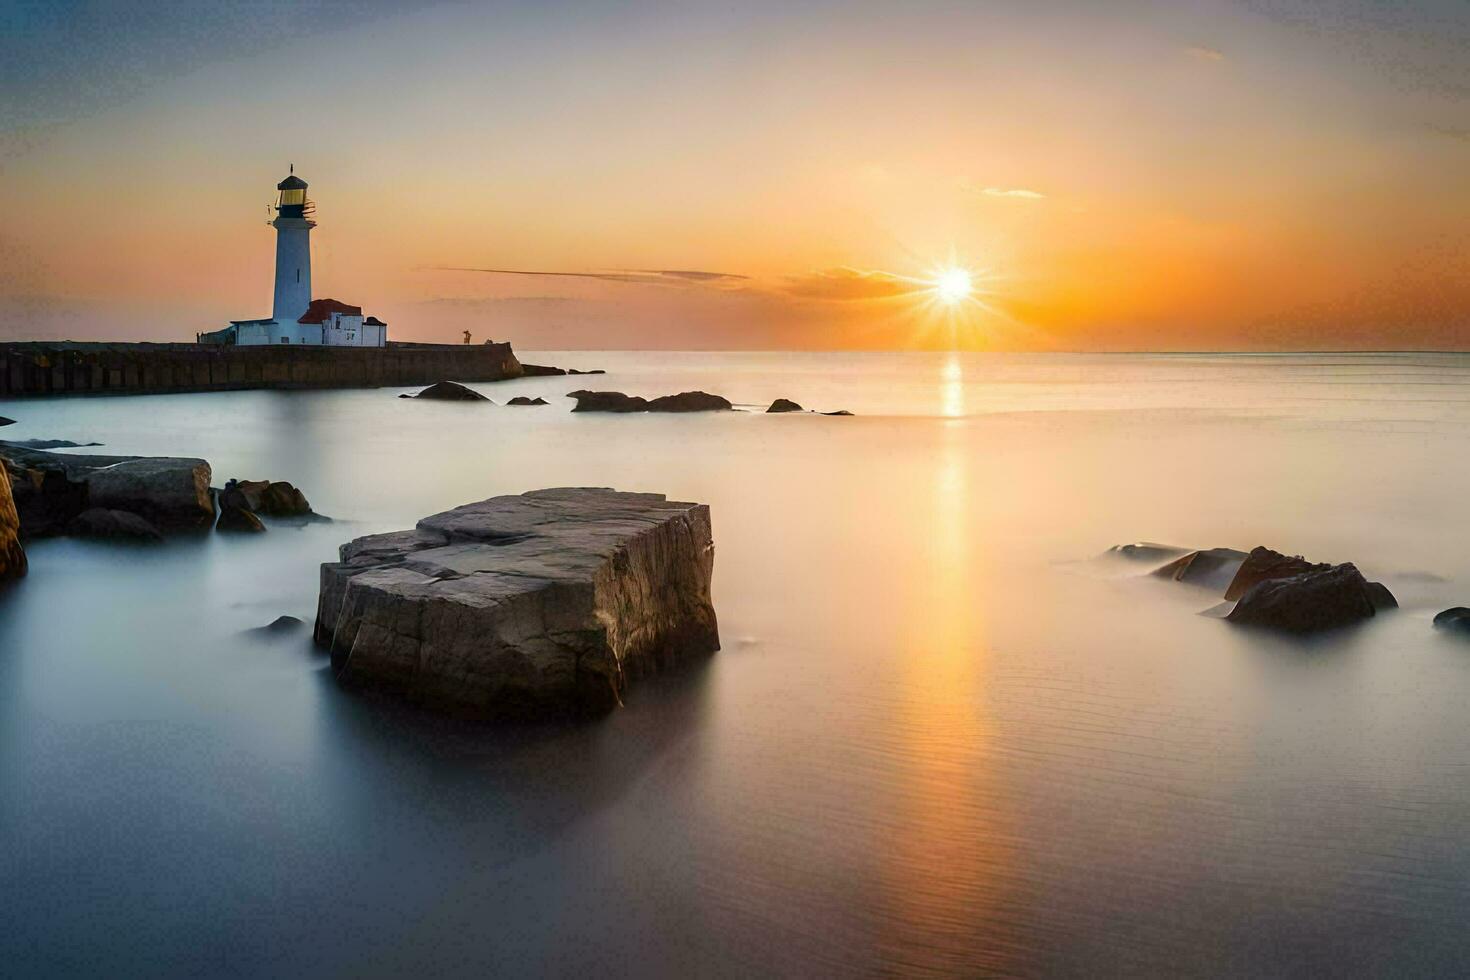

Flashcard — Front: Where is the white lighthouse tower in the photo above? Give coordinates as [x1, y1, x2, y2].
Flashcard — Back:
[271, 169, 315, 324]
[202, 168, 388, 347]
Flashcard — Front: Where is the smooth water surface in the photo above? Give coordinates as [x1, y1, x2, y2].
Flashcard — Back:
[4, 351, 1470, 976]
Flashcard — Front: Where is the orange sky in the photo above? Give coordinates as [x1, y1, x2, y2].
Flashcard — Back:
[2, 0, 1468, 350]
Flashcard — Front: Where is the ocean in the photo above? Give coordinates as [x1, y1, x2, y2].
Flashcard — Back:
[3, 350, 1470, 976]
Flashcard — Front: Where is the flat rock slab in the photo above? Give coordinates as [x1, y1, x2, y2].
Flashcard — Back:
[314, 488, 720, 718]
[0, 445, 213, 534]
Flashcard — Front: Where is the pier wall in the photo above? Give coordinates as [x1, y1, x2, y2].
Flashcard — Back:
[0, 342, 523, 398]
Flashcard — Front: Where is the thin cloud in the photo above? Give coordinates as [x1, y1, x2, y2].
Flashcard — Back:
[437, 267, 747, 286]
[780, 267, 922, 302]
[981, 187, 1045, 200]
[1184, 45, 1226, 62]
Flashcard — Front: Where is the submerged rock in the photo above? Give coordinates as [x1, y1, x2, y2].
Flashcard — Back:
[506, 396, 549, 406]
[0, 465, 26, 583]
[766, 398, 804, 413]
[412, 381, 490, 401]
[1433, 608, 1470, 635]
[66, 508, 163, 542]
[314, 488, 720, 718]
[1107, 542, 1190, 564]
[1152, 547, 1249, 591]
[567, 368, 606, 375]
[821, 410, 854, 416]
[567, 390, 649, 413]
[244, 615, 305, 639]
[0, 445, 213, 536]
[1226, 563, 1387, 633]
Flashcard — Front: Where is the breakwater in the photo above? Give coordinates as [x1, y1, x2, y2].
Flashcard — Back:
[0, 341, 523, 398]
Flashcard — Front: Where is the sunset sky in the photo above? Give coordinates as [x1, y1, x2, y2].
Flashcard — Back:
[2, 0, 1468, 350]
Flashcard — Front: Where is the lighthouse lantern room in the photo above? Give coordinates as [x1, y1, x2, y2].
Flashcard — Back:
[199, 168, 387, 347]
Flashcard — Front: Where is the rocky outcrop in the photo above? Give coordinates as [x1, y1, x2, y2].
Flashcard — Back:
[0, 464, 26, 583]
[766, 398, 804, 413]
[507, 396, 549, 406]
[244, 615, 305, 640]
[0, 417, 14, 427]
[314, 488, 720, 718]
[1107, 542, 1189, 564]
[567, 390, 733, 413]
[568, 390, 648, 413]
[66, 508, 163, 542]
[1224, 547, 1330, 600]
[521, 364, 569, 377]
[217, 505, 266, 533]
[1226, 563, 1388, 633]
[411, 381, 489, 401]
[821, 410, 854, 416]
[567, 368, 606, 375]
[0, 445, 213, 536]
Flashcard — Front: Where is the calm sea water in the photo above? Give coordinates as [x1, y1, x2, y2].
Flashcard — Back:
[4, 351, 1470, 977]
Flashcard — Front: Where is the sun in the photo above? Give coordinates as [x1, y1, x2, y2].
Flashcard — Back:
[934, 267, 973, 304]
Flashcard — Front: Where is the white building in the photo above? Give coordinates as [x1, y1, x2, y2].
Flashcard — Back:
[201, 170, 388, 347]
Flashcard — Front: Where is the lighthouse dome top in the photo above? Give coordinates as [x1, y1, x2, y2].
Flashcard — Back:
[277, 174, 308, 191]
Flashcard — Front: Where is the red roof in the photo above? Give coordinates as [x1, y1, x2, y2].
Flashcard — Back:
[297, 298, 363, 324]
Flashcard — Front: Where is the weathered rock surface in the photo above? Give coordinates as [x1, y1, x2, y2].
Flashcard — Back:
[1152, 547, 1249, 591]
[0, 464, 26, 583]
[1226, 563, 1387, 633]
[314, 488, 720, 718]
[766, 398, 804, 413]
[568, 390, 649, 413]
[1434, 607, 1470, 635]
[412, 381, 490, 401]
[507, 396, 549, 406]
[66, 508, 163, 542]
[0, 445, 213, 536]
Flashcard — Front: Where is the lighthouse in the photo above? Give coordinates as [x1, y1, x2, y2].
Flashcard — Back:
[271, 170, 315, 324]
[201, 169, 388, 347]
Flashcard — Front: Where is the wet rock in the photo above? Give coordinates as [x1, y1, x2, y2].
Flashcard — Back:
[821, 410, 854, 416]
[66, 508, 163, 542]
[1152, 547, 1249, 591]
[567, 368, 606, 375]
[0, 445, 213, 536]
[567, 390, 649, 413]
[1433, 608, 1470, 635]
[506, 396, 549, 406]
[0, 465, 26, 583]
[411, 381, 490, 401]
[1226, 563, 1387, 633]
[766, 398, 804, 413]
[314, 488, 720, 718]
[0, 417, 14, 427]
[646, 391, 733, 413]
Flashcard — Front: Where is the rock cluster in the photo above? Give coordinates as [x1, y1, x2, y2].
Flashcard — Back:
[314, 488, 720, 718]
[217, 478, 315, 533]
[0, 445, 213, 538]
[506, 396, 549, 406]
[567, 390, 733, 413]
[1129, 542, 1397, 634]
